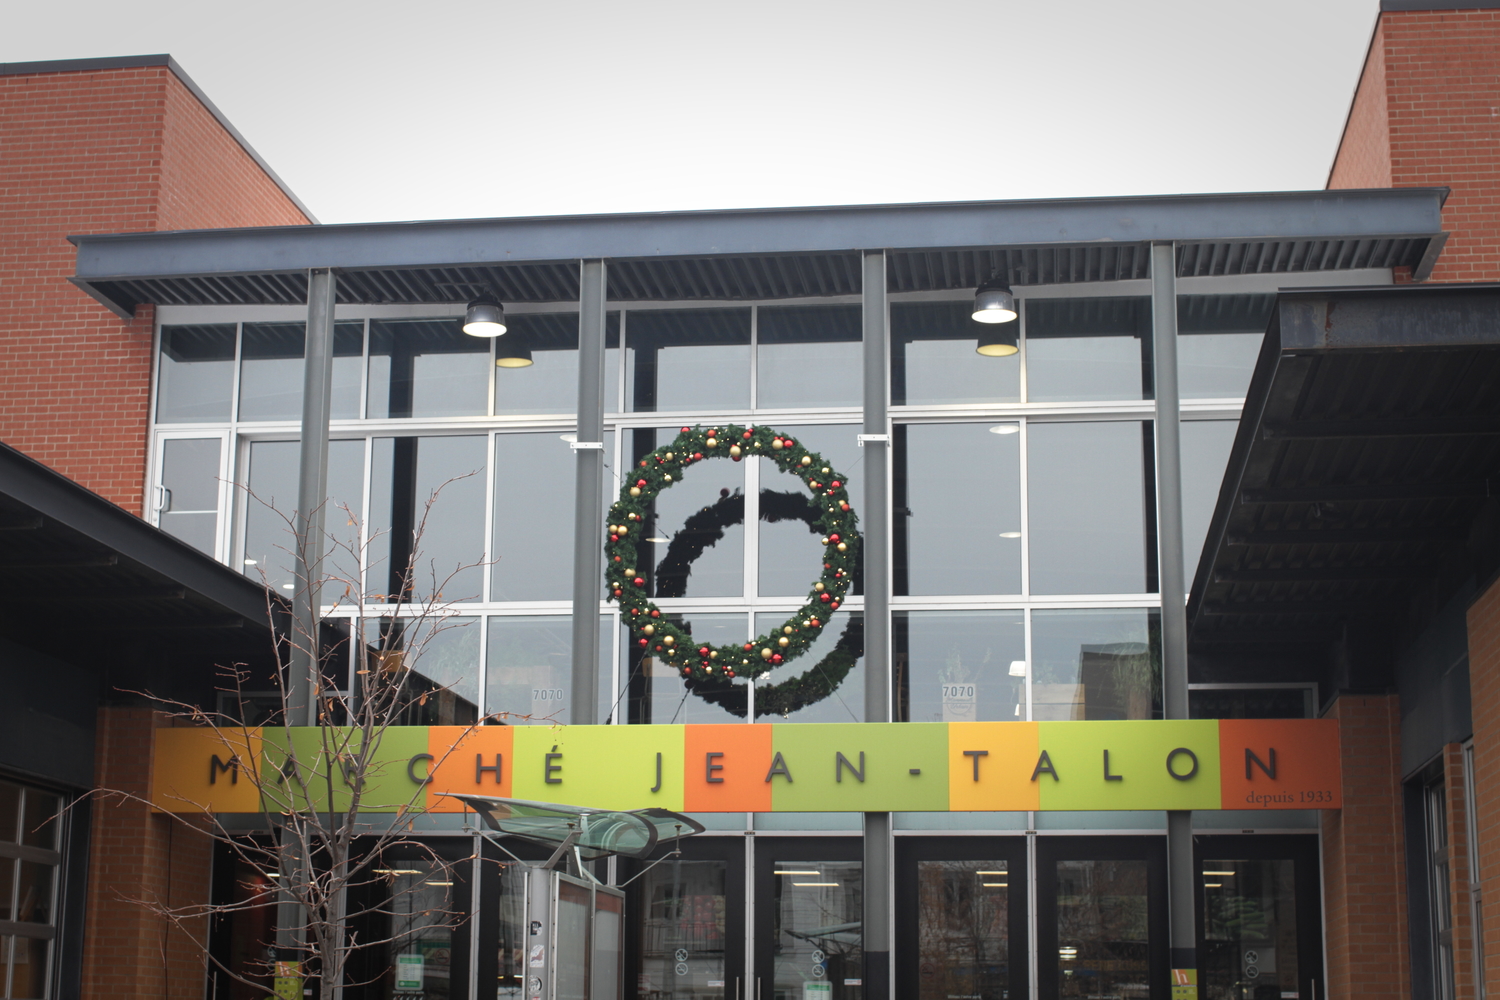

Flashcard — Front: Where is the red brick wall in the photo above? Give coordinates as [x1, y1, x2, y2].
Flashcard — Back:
[82, 708, 215, 1000]
[1328, 21, 1392, 190]
[1321, 694, 1411, 1000]
[1443, 742, 1480, 1000]
[1329, 9, 1500, 283]
[1467, 577, 1500, 995]
[0, 64, 308, 514]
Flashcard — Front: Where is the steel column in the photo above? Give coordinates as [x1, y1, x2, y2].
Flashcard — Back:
[861, 249, 892, 999]
[290, 267, 336, 728]
[1152, 242, 1196, 990]
[569, 260, 608, 725]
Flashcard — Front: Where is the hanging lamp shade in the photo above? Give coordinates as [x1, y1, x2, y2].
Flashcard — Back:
[495, 333, 533, 368]
[972, 277, 1018, 325]
[975, 324, 1019, 357]
[463, 295, 508, 337]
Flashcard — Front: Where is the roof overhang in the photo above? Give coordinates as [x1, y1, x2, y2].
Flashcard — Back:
[69, 188, 1449, 317]
[1188, 282, 1500, 650]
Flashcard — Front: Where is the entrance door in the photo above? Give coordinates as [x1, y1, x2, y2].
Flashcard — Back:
[1194, 835, 1322, 1000]
[622, 836, 745, 1000]
[754, 838, 863, 1000]
[1036, 836, 1168, 1000]
[895, 837, 1028, 1000]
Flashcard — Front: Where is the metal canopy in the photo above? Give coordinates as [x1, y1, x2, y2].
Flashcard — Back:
[1187, 284, 1500, 648]
[69, 189, 1449, 317]
[448, 795, 706, 860]
[0, 442, 279, 671]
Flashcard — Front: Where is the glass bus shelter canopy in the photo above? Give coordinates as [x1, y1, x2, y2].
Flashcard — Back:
[444, 794, 706, 859]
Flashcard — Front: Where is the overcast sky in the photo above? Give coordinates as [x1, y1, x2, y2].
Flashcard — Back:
[5, 0, 1379, 225]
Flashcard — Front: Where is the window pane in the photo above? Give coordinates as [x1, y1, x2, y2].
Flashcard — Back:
[486, 616, 612, 725]
[157, 324, 236, 422]
[896, 423, 1021, 596]
[633, 429, 744, 600]
[241, 439, 365, 594]
[753, 612, 863, 723]
[1181, 421, 1237, 585]
[1028, 422, 1150, 595]
[398, 615, 480, 717]
[1056, 859, 1149, 1000]
[1026, 298, 1151, 402]
[626, 309, 750, 412]
[368, 319, 489, 418]
[1201, 859, 1300, 1000]
[14, 862, 51, 925]
[895, 611, 1025, 723]
[492, 432, 615, 602]
[634, 860, 728, 998]
[1178, 294, 1273, 399]
[626, 613, 748, 725]
[756, 304, 862, 409]
[891, 301, 1021, 406]
[369, 436, 486, 602]
[0, 860, 14, 920]
[19, 790, 56, 851]
[238, 321, 363, 422]
[772, 860, 862, 999]
[758, 424, 862, 598]
[493, 312, 621, 416]
[1031, 609, 1160, 721]
[916, 860, 1010, 1000]
[0, 783, 20, 843]
[160, 437, 221, 555]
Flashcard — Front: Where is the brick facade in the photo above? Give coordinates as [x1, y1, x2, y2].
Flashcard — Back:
[1321, 694, 1411, 1000]
[83, 708, 215, 999]
[1444, 741, 1481, 1000]
[0, 63, 308, 515]
[1329, 9, 1500, 283]
[1467, 577, 1500, 996]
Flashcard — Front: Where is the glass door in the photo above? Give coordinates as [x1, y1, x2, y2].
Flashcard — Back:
[1194, 835, 1323, 1000]
[152, 432, 230, 557]
[755, 838, 863, 1000]
[623, 836, 744, 999]
[895, 836, 1028, 1000]
[1036, 837, 1168, 1000]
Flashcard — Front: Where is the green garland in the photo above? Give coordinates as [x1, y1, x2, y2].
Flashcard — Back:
[605, 424, 860, 685]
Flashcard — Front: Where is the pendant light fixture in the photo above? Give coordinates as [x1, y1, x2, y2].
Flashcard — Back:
[463, 294, 508, 337]
[972, 276, 1019, 356]
[495, 332, 533, 368]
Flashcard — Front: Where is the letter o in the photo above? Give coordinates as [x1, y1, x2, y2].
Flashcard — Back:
[1165, 747, 1198, 781]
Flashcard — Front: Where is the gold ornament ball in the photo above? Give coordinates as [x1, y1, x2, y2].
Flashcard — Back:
[821, 536, 830, 545]
[664, 474, 673, 482]
[800, 455, 812, 466]
[663, 635, 675, 646]
[709, 651, 718, 659]
[643, 624, 655, 636]
[814, 581, 825, 592]
[706, 437, 718, 448]
[625, 568, 636, 577]
[729, 444, 742, 458]
[771, 439, 784, 450]
[617, 525, 628, 535]
[760, 648, 773, 660]
[629, 486, 641, 497]
[664, 452, 673, 460]
[821, 467, 830, 474]
[837, 542, 847, 552]
[778, 637, 790, 647]
[783, 625, 793, 634]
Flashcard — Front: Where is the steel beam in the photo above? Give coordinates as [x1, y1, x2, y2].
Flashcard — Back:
[1263, 417, 1500, 440]
[290, 267, 336, 728]
[1226, 526, 1465, 545]
[1240, 482, 1490, 504]
[569, 260, 608, 725]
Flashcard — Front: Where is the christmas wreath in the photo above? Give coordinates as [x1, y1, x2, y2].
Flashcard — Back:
[605, 425, 860, 689]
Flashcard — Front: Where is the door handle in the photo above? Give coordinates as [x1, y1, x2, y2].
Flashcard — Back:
[154, 484, 171, 514]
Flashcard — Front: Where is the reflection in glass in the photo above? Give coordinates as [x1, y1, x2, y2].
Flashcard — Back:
[368, 436, 486, 602]
[626, 613, 748, 725]
[633, 429, 744, 600]
[626, 309, 751, 412]
[594, 889, 624, 1000]
[757, 305, 862, 409]
[1181, 421, 1238, 584]
[241, 439, 365, 593]
[891, 301, 1021, 406]
[1056, 859, 1149, 999]
[753, 612, 864, 723]
[0, 860, 12, 920]
[20, 789, 56, 852]
[1201, 859, 1300, 1000]
[773, 860, 862, 1000]
[759, 424, 862, 598]
[1031, 609, 1160, 721]
[238, 321, 364, 421]
[492, 312, 620, 415]
[1026, 298, 1151, 402]
[497, 862, 527, 996]
[492, 432, 616, 602]
[368, 319, 489, 418]
[1189, 688, 1310, 720]
[376, 861, 456, 1000]
[14, 862, 50, 925]
[1028, 421, 1150, 595]
[485, 616, 613, 725]
[398, 616, 481, 717]
[0, 782, 21, 842]
[159, 437, 221, 555]
[894, 611, 1024, 723]
[635, 860, 729, 998]
[895, 423, 1021, 596]
[1178, 295, 1273, 399]
[557, 881, 591, 1000]
[11, 936, 46, 999]
[916, 861, 1009, 1000]
[157, 324, 236, 422]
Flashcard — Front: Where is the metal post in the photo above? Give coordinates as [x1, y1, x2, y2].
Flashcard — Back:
[1152, 242, 1196, 994]
[570, 260, 608, 725]
[291, 267, 336, 728]
[861, 249, 892, 998]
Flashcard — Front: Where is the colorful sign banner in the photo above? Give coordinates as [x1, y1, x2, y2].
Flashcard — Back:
[150, 719, 1341, 815]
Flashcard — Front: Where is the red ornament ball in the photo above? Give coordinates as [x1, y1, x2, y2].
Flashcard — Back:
[743, 643, 753, 651]
[610, 534, 619, 542]
[831, 480, 842, 488]
[726, 669, 736, 678]
[820, 593, 832, 603]
[650, 609, 660, 618]
[698, 647, 710, 655]
[638, 638, 648, 647]
[829, 534, 840, 543]
[637, 478, 648, 487]
[841, 503, 850, 511]
[742, 431, 753, 439]
[680, 426, 691, 433]
[830, 600, 840, 610]
[682, 668, 692, 677]
[633, 577, 645, 586]
[771, 654, 783, 664]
